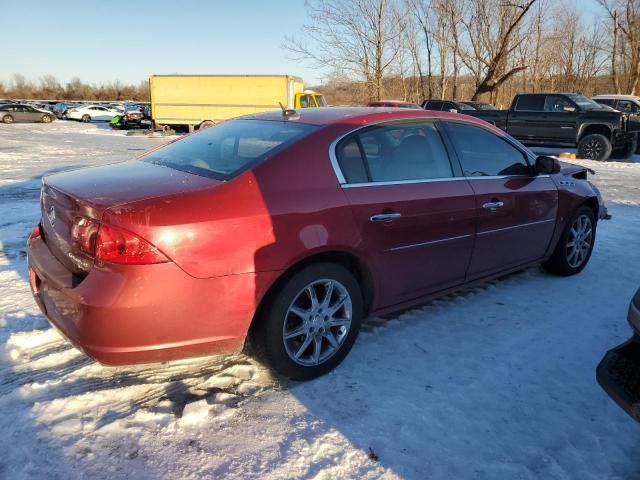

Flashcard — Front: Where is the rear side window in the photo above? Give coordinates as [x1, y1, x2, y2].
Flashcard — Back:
[445, 122, 530, 177]
[336, 122, 453, 183]
[594, 99, 615, 107]
[514, 95, 545, 111]
[424, 101, 443, 110]
[144, 119, 316, 179]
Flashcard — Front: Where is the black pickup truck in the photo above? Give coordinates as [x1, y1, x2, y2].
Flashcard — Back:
[465, 93, 640, 161]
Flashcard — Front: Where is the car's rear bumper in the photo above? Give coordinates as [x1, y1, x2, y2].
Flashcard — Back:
[597, 289, 640, 421]
[27, 233, 278, 365]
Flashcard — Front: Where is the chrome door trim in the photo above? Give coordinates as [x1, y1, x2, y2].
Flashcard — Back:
[327, 116, 549, 187]
[388, 234, 472, 252]
[477, 218, 555, 236]
[343, 177, 468, 188]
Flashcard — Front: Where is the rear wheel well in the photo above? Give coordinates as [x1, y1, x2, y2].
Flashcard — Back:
[580, 124, 611, 141]
[249, 251, 374, 335]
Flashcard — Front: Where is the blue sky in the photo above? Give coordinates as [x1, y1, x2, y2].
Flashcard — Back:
[2, 0, 600, 89]
[1, 1, 325, 87]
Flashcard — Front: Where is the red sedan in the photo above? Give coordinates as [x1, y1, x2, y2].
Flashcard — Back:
[27, 108, 608, 380]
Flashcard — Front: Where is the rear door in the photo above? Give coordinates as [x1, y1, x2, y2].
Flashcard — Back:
[334, 120, 476, 308]
[508, 94, 546, 142]
[443, 121, 558, 279]
[22, 105, 42, 122]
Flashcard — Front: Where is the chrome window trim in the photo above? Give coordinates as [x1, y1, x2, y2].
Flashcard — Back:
[329, 116, 544, 188]
[477, 218, 555, 236]
[328, 116, 468, 186]
[342, 174, 549, 189]
[388, 234, 472, 252]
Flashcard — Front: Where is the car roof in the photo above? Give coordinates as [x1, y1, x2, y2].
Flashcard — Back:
[592, 94, 640, 100]
[242, 106, 500, 130]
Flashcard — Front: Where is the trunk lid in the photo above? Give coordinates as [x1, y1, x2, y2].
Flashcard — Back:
[40, 160, 220, 274]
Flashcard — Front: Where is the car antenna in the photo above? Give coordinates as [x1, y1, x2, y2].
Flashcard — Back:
[278, 102, 297, 120]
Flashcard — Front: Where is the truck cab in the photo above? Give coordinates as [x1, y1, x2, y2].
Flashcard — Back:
[296, 90, 327, 108]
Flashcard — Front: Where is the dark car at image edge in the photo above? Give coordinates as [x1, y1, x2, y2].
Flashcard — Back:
[27, 107, 609, 380]
[597, 289, 640, 422]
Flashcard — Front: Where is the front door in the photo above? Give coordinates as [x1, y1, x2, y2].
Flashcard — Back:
[541, 95, 579, 144]
[333, 120, 476, 307]
[443, 121, 558, 278]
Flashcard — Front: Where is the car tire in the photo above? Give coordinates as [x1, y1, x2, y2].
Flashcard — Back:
[81, 114, 91, 123]
[577, 134, 612, 161]
[199, 120, 215, 129]
[611, 135, 637, 160]
[2, 114, 14, 124]
[543, 205, 596, 276]
[41, 114, 52, 123]
[254, 262, 363, 381]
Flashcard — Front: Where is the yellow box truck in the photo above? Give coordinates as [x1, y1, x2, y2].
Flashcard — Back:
[149, 74, 326, 130]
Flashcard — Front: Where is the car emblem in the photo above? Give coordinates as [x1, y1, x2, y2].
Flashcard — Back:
[47, 205, 56, 227]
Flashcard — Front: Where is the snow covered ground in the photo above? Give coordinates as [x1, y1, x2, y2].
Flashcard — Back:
[1, 121, 640, 479]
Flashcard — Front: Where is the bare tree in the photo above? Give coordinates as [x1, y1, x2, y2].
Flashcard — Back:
[407, 0, 435, 99]
[284, 0, 406, 100]
[598, 0, 640, 94]
[459, 0, 537, 101]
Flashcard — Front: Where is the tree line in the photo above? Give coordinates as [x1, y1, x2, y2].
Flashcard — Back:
[287, 0, 640, 106]
[0, 74, 149, 101]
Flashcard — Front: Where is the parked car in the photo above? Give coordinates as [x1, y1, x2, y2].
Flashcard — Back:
[597, 288, 640, 421]
[53, 102, 81, 119]
[593, 95, 640, 154]
[422, 99, 476, 112]
[592, 94, 640, 115]
[0, 104, 55, 124]
[66, 105, 121, 122]
[27, 108, 609, 380]
[367, 100, 422, 109]
[465, 93, 640, 161]
[461, 101, 498, 110]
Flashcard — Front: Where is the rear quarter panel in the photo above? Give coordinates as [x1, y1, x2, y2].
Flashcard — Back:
[102, 125, 366, 282]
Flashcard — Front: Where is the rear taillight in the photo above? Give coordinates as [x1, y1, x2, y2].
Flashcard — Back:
[71, 216, 100, 254]
[30, 223, 41, 239]
[95, 224, 169, 265]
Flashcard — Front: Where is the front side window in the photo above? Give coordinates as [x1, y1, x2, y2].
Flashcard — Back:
[544, 95, 576, 112]
[299, 95, 316, 108]
[446, 122, 530, 177]
[143, 119, 316, 179]
[336, 121, 453, 183]
[616, 100, 639, 114]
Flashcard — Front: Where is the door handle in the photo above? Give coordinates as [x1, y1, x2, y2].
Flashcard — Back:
[482, 201, 504, 210]
[369, 213, 402, 223]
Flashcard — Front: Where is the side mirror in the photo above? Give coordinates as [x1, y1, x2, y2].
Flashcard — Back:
[563, 106, 577, 113]
[536, 155, 561, 175]
[449, 108, 458, 113]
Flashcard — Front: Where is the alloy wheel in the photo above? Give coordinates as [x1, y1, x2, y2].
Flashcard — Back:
[566, 214, 593, 268]
[282, 279, 352, 366]
[583, 139, 603, 159]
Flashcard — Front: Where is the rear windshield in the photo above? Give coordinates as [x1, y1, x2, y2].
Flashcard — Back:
[143, 119, 317, 180]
